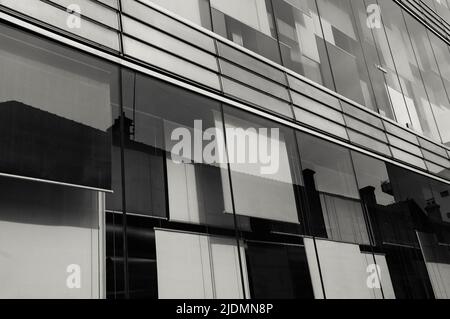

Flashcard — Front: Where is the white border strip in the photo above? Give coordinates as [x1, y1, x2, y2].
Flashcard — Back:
[0, 10, 449, 186]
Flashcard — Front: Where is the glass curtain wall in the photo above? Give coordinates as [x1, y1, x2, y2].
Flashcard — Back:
[351, 151, 450, 299]
[270, 0, 335, 90]
[0, 23, 116, 189]
[105, 66, 450, 299]
[0, 23, 116, 298]
[146, 0, 450, 145]
[314, 0, 377, 110]
[2, 11, 450, 299]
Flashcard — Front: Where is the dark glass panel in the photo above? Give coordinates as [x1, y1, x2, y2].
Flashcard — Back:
[106, 70, 167, 218]
[297, 132, 369, 244]
[351, 151, 436, 299]
[114, 72, 237, 228]
[245, 241, 314, 299]
[404, 14, 447, 145]
[106, 213, 158, 299]
[315, 0, 377, 111]
[0, 23, 116, 189]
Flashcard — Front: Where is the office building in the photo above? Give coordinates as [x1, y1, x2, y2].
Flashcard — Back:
[0, 0, 450, 299]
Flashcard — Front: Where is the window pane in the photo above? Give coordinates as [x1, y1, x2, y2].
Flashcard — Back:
[404, 14, 448, 145]
[211, 0, 282, 63]
[349, 0, 395, 119]
[379, 0, 440, 140]
[428, 179, 450, 243]
[117, 72, 238, 228]
[272, 0, 335, 90]
[122, 0, 215, 52]
[245, 241, 314, 299]
[106, 70, 167, 218]
[428, 32, 450, 146]
[50, 0, 119, 29]
[222, 106, 304, 227]
[0, 177, 100, 298]
[1, 0, 120, 50]
[106, 214, 158, 299]
[0, 23, 115, 189]
[351, 151, 437, 299]
[155, 230, 249, 299]
[365, 0, 408, 122]
[417, 232, 450, 299]
[305, 238, 392, 299]
[297, 133, 369, 244]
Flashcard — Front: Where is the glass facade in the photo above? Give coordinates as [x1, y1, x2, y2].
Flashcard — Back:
[104, 66, 450, 299]
[0, 23, 117, 189]
[147, 0, 450, 146]
[0, 1, 449, 300]
[0, 22, 117, 299]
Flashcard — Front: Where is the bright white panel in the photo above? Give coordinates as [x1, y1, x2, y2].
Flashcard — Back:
[155, 230, 248, 299]
[0, 221, 99, 299]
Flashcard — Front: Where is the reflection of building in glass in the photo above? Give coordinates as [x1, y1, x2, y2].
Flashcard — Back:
[0, 0, 450, 299]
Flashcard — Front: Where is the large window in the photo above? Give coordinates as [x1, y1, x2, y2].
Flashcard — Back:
[379, 0, 440, 140]
[427, 31, 450, 146]
[106, 213, 160, 299]
[0, 177, 101, 298]
[0, 23, 117, 189]
[107, 71, 239, 228]
[222, 105, 304, 227]
[351, 151, 439, 299]
[297, 132, 370, 244]
[271, 0, 334, 90]
[347, 0, 396, 119]
[305, 238, 394, 299]
[143, 0, 212, 29]
[315, 0, 377, 110]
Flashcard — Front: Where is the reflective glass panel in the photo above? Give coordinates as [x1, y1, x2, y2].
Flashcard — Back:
[0, 23, 116, 189]
[211, 0, 282, 63]
[297, 132, 369, 244]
